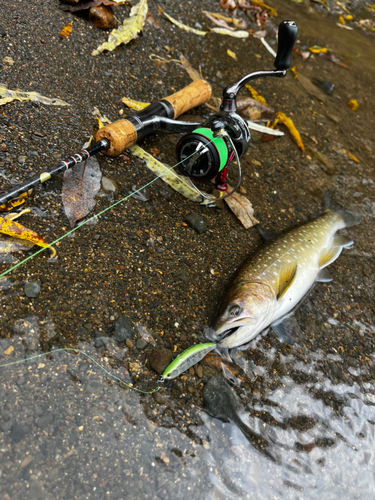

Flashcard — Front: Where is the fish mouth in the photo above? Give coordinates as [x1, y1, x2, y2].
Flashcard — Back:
[207, 322, 243, 342]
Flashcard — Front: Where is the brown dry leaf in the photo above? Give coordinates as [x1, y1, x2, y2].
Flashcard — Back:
[204, 11, 236, 30]
[89, 5, 116, 29]
[0, 217, 55, 256]
[225, 184, 259, 229]
[236, 96, 275, 121]
[62, 143, 102, 227]
[59, 0, 118, 12]
[179, 53, 201, 81]
[60, 21, 73, 39]
[296, 73, 328, 104]
[347, 152, 360, 163]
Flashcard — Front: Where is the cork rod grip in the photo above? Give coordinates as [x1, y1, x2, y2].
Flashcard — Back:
[95, 79, 212, 157]
[163, 79, 212, 119]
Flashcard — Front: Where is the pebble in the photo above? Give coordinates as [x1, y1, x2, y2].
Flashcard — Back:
[114, 315, 135, 342]
[126, 338, 133, 349]
[148, 346, 173, 374]
[24, 281, 41, 298]
[18, 155, 27, 165]
[36, 413, 53, 429]
[101, 176, 119, 195]
[153, 392, 165, 404]
[136, 338, 147, 349]
[10, 423, 30, 443]
[86, 380, 103, 394]
[184, 213, 207, 234]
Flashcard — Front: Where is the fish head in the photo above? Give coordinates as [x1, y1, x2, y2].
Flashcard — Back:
[210, 282, 275, 349]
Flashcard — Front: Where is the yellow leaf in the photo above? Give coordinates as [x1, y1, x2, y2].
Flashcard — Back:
[347, 152, 360, 163]
[121, 97, 150, 110]
[339, 14, 346, 25]
[309, 46, 328, 54]
[250, 0, 278, 17]
[202, 11, 246, 28]
[0, 217, 56, 257]
[129, 145, 213, 205]
[60, 21, 73, 39]
[227, 49, 237, 60]
[347, 99, 358, 110]
[290, 65, 298, 79]
[210, 27, 249, 38]
[245, 84, 267, 104]
[277, 111, 305, 153]
[160, 9, 207, 35]
[4, 346, 14, 355]
[0, 85, 69, 107]
[92, 0, 148, 56]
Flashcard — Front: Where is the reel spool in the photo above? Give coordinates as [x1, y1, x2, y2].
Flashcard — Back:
[176, 127, 234, 182]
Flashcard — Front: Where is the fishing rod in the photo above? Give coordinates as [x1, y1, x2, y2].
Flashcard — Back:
[0, 20, 297, 207]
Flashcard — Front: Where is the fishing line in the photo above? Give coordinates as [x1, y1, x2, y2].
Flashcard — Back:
[0, 347, 161, 394]
[0, 136, 223, 280]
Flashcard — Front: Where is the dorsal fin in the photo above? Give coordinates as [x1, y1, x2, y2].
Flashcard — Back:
[257, 226, 280, 242]
[277, 261, 297, 300]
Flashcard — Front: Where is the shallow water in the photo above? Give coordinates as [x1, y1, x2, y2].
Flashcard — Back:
[1, 0, 375, 498]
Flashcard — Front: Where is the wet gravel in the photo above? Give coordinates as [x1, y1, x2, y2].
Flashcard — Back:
[1, 0, 375, 498]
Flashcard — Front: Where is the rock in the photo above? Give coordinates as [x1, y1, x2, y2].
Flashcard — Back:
[10, 423, 30, 443]
[136, 339, 147, 349]
[24, 281, 41, 298]
[184, 213, 207, 234]
[101, 176, 119, 195]
[153, 392, 165, 404]
[312, 78, 334, 95]
[125, 339, 133, 349]
[114, 315, 135, 342]
[18, 155, 26, 165]
[148, 346, 173, 375]
[36, 413, 53, 428]
[86, 380, 103, 394]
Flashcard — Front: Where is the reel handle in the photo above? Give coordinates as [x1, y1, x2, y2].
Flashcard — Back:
[96, 80, 212, 157]
[274, 20, 298, 71]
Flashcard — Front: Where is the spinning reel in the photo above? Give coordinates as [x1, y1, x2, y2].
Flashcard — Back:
[176, 20, 298, 201]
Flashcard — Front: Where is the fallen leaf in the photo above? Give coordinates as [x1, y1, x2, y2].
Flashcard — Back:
[250, 0, 277, 16]
[210, 27, 249, 38]
[347, 152, 360, 163]
[60, 21, 73, 39]
[227, 49, 237, 59]
[236, 96, 275, 121]
[202, 10, 247, 28]
[0, 217, 55, 256]
[204, 11, 236, 30]
[129, 145, 212, 204]
[276, 111, 305, 153]
[179, 54, 201, 81]
[4, 346, 14, 355]
[59, 0, 119, 12]
[0, 190, 33, 212]
[92, 0, 148, 56]
[160, 9, 207, 35]
[62, 142, 102, 227]
[245, 84, 267, 104]
[89, 5, 116, 29]
[309, 45, 328, 54]
[295, 73, 328, 104]
[347, 99, 358, 110]
[0, 85, 70, 107]
[121, 97, 150, 110]
[225, 184, 259, 229]
[305, 145, 334, 174]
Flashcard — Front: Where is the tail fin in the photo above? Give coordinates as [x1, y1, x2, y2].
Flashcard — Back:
[324, 191, 361, 228]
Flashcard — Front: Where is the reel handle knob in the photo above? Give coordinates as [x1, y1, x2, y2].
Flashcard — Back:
[274, 20, 298, 71]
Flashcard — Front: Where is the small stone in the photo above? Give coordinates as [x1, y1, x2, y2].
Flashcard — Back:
[148, 346, 173, 375]
[197, 365, 203, 378]
[36, 413, 53, 429]
[136, 339, 147, 349]
[0, 144, 8, 152]
[24, 281, 41, 298]
[125, 339, 133, 349]
[86, 380, 103, 394]
[114, 315, 135, 342]
[83, 323, 93, 331]
[10, 423, 30, 443]
[101, 176, 119, 196]
[153, 392, 165, 404]
[189, 367, 195, 376]
[18, 155, 27, 165]
[184, 213, 207, 234]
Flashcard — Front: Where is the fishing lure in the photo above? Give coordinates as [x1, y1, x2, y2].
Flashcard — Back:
[160, 342, 216, 381]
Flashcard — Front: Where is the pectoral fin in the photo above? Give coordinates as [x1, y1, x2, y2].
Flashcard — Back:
[271, 314, 301, 345]
[319, 246, 342, 268]
[333, 234, 353, 248]
[277, 261, 297, 300]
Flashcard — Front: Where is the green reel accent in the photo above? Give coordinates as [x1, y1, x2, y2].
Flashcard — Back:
[176, 127, 231, 182]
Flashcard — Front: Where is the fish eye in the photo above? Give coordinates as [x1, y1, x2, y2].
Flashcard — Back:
[166, 373, 171, 378]
[229, 304, 241, 317]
